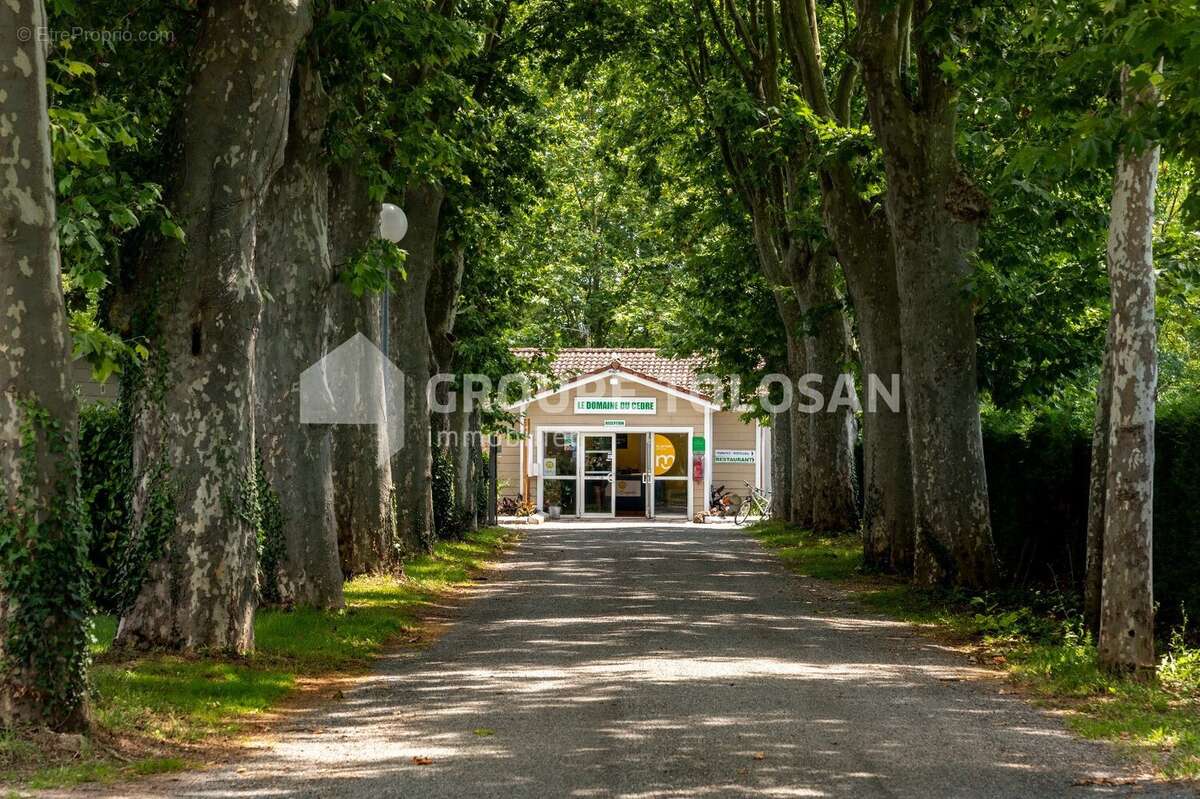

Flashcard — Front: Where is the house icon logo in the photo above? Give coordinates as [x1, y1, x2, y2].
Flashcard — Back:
[300, 333, 405, 461]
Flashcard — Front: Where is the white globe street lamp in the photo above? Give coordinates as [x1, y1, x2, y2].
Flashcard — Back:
[378, 202, 407, 359]
[379, 203, 408, 244]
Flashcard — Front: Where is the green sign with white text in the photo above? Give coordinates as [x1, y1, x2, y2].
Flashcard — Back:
[574, 397, 656, 414]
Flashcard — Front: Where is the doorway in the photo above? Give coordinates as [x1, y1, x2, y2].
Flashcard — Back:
[582, 434, 616, 516]
[615, 432, 648, 517]
[536, 427, 693, 519]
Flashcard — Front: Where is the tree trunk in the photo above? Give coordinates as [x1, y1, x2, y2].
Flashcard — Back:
[771, 406, 793, 521]
[795, 252, 858, 532]
[1084, 315, 1115, 635]
[450, 403, 480, 532]
[328, 164, 398, 578]
[775, 0, 914, 569]
[856, 47, 997, 588]
[819, 165, 914, 573]
[1097, 72, 1159, 674]
[427, 244, 464, 378]
[427, 244, 465, 535]
[0, 0, 90, 729]
[117, 0, 312, 653]
[253, 55, 344, 609]
[891, 190, 995, 588]
[777, 298, 813, 528]
[387, 182, 443, 554]
[473, 415, 488, 525]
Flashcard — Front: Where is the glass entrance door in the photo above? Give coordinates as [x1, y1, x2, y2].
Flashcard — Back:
[650, 432, 689, 517]
[582, 434, 616, 516]
[541, 432, 579, 516]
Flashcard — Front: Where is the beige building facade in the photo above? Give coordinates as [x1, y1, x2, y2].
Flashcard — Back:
[497, 349, 768, 520]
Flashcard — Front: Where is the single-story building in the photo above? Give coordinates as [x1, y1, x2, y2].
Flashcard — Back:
[497, 348, 770, 520]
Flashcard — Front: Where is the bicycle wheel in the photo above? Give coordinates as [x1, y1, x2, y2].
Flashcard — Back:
[734, 498, 753, 526]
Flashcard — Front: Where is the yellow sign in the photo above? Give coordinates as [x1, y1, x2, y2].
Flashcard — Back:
[654, 434, 676, 476]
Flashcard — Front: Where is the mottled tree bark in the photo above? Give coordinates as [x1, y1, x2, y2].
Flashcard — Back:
[774, 294, 811, 527]
[428, 243, 471, 533]
[0, 0, 90, 729]
[450, 404, 481, 532]
[771, 406, 793, 521]
[820, 175, 913, 574]
[427, 244, 464, 379]
[751, 210, 854, 531]
[254, 55, 344, 609]
[117, 0, 312, 653]
[856, 2, 998, 588]
[1097, 69, 1160, 674]
[786, 327, 813, 528]
[387, 182, 443, 554]
[777, 0, 913, 568]
[328, 165, 398, 578]
[795, 252, 859, 532]
[1084, 315, 1115, 636]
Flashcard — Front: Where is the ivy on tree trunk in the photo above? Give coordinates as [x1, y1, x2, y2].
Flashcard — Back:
[0, 0, 91, 729]
[388, 182, 444, 554]
[254, 53, 345, 610]
[328, 164, 399, 578]
[117, 0, 313, 653]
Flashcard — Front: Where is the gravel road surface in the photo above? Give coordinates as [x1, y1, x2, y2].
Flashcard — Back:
[64, 521, 1195, 798]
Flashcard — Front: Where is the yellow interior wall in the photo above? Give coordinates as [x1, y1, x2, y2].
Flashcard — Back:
[615, 432, 645, 471]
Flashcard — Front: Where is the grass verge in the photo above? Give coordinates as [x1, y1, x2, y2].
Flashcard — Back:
[747, 520, 1200, 782]
[0, 526, 517, 790]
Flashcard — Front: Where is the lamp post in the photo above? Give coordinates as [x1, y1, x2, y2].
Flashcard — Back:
[488, 434, 500, 526]
[378, 203, 408, 358]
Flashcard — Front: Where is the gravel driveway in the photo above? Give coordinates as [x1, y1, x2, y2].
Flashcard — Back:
[68, 521, 1194, 798]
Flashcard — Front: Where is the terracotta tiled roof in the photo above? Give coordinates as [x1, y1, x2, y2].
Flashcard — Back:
[513, 348, 709, 397]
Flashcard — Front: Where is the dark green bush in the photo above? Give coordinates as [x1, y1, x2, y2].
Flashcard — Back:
[983, 397, 1200, 633]
[431, 443, 456, 539]
[1152, 396, 1200, 631]
[477, 448, 491, 519]
[78, 401, 133, 612]
[254, 458, 285, 606]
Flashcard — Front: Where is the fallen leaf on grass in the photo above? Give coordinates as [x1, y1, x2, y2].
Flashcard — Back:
[411, 756, 434, 766]
[473, 728, 496, 736]
[752, 752, 765, 760]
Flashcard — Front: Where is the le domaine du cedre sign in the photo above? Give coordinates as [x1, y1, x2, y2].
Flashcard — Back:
[574, 397, 657, 414]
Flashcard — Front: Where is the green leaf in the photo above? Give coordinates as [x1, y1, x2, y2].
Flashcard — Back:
[160, 219, 186, 242]
[64, 60, 96, 77]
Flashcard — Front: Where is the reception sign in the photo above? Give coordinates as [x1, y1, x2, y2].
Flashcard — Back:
[574, 397, 657, 414]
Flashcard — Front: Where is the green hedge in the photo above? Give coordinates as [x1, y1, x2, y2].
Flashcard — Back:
[78, 401, 133, 612]
[983, 397, 1200, 631]
[431, 443, 456, 539]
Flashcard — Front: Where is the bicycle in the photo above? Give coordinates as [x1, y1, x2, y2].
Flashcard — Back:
[733, 481, 772, 526]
